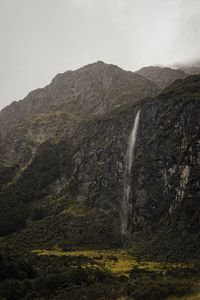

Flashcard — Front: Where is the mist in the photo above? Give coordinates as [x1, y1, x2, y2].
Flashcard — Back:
[0, 0, 200, 110]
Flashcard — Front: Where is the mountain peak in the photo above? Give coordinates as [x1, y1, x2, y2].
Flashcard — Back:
[47, 61, 159, 116]
[0, 61, 159, 136]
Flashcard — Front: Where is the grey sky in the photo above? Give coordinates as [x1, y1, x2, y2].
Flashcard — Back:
[0, 0, 200, 110]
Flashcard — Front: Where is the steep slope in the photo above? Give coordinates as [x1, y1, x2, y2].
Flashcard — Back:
[0, 61, 159, 241]
[0, 61, 158, 168]
[0, 64, 199, 261]
[135, 66, 188, 89]
[126, 76, 200, 259]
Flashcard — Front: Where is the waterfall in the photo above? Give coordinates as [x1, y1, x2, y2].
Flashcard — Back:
[121, 109, 140, 244]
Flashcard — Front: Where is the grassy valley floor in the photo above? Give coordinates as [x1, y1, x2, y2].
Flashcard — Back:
[32, 248, 193, 277]
[28, 248, 200, 300]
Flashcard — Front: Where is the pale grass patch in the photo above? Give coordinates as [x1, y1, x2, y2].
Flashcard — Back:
[32, 248, 193, 276]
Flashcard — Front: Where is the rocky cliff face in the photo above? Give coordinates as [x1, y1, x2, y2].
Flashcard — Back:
[0, 63, 199, 259]
[128, 77, 200, 252]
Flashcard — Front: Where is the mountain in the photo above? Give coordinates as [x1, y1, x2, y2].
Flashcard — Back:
[0, 61, 159, 244]
[0, 62, 199, 262]
[0, 61, 200, 299]
[0, 61, 159, 168]
[135, 66, 188, 89]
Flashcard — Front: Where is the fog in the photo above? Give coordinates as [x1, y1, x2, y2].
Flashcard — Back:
[0, 0, 200, 110]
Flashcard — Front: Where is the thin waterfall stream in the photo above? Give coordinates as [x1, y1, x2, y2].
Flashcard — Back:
[121, 109, 141, 244]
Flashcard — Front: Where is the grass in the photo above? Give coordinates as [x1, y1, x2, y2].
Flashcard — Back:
[1, 246, 198, 299]
[32, 248, 193, 276]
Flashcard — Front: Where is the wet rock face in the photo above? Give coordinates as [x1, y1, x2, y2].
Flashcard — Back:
[127, 76, 200, 240]
[53, 75, 200, 245]
[59, 111, 131, 219]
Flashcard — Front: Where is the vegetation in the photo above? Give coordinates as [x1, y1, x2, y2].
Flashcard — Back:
[0, 248, 199, 300]
[0, 140, 75, 236]
[32, 248, 193, 276]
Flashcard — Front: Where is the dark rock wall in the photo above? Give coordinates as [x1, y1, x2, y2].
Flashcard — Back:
[127, 79, 200, 244]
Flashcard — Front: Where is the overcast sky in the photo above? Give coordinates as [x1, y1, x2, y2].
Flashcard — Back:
[0, 0, 200, 110]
